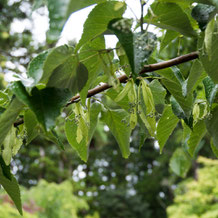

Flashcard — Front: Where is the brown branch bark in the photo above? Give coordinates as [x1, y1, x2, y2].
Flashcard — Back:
[66, 51, 199, 106]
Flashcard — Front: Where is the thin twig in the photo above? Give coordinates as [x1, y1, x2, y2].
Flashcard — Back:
[140, 0, 145, 32]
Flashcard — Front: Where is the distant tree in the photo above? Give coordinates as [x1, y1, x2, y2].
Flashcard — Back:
[167, 157, 218, 218]
[0, 179, 96, 218]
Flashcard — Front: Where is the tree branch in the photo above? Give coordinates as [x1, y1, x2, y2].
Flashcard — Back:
[13, 51, 199, 126]
[66, 51, 199, 106]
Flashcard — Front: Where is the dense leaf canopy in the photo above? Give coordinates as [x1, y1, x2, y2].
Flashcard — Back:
[0, 0, 218, 214]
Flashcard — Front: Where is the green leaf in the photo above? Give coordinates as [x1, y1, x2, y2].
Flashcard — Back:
[0, 165, 23, 215]
[149, 79, 167, 113]
[0, 155, 12, 180]
[79, 37, 106, 105]
[0, 90, 9, 106]
[169, 148, 191, 178]
[74, 103, 89, 144]
[211, 139, 218, 157]
[128, 80, 137, 130]
[187, 120, 206, 156]
[24, 109, 39, 144]
[101, 109, 131, 158]
[170, 96, 186, 120]
[108, 18, 134, 75]
[210, 0, 218, 9]
[0, 97, 24, 146]
[46, 0, 72, 42]
[67, 0, 106, 14]
[108, 19, 156, 78]
[10, 82, 72, 131]
[0, 107, 5, 115]
[115, 81, 132, 102]
[45, 130, 65, 150]
[106, 87, 130, 112]
[65, 114, 87, 162]
[160, 30, 179, 52]
[157, 0, 200, 3]
[47, 56, 88, 94]
[182, 121, 192, 145]
[76, 1, 126, 51]
[191, 4, 216, 30]
[46, 0, 106, 42]
[114, 79, 137, 129]
[2, 127, 23, 165]
[113, 80, 138, 130]
[138, 80, 156, 137]
[205, 18, 215, 59]
[138, 118, 149, 150]
[158, 0, 192, 2]
[116, 42, 131, 76]
[141, 80, 155, 114]
[205, 105, 218, 149]
[27, 51, 49, 86]
[65, 103, 101, 162]
[159, 0, 218, 9]
[76, 62, 89, 91]
[200, 19, 218, 83]
[193, 103, 200, 123]
[40, 45, 74, 84]
[88, 103, 102, 138]
[185, 59, 204, 96]
[158, 0, 216, 6]
[203, 76, 218, 105]
[26, 45, 75, 89]
[157, 67, 193, 117]
[157, 105, 179, 153]
[145, 2, 197, 37]
[170, 96, 193, 128]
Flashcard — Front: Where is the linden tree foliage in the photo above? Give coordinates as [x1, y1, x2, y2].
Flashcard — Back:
[1, 0, 218, 213]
